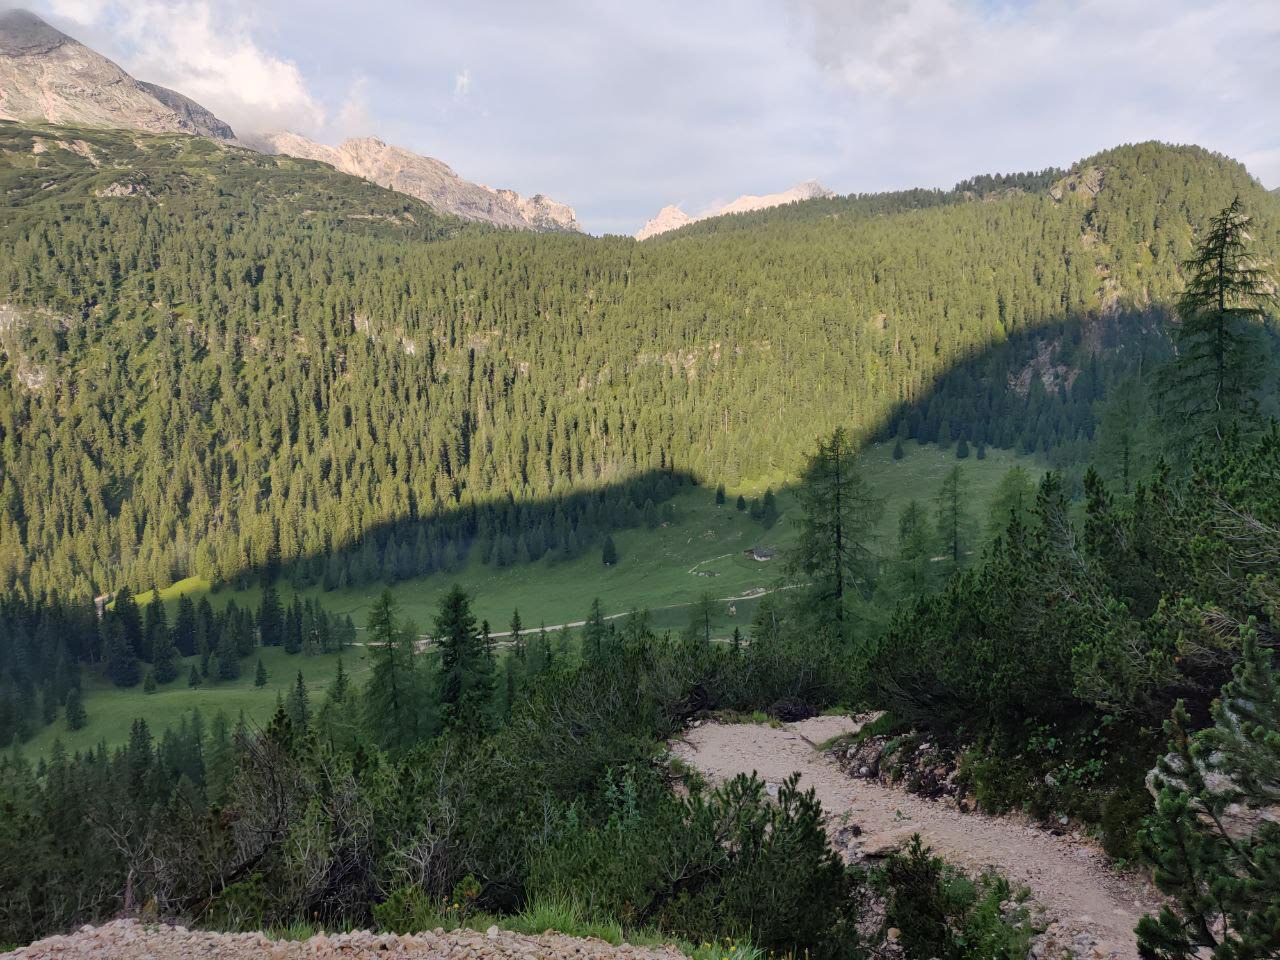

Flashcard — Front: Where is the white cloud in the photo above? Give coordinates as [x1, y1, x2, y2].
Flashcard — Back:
[41, 0, 327, 136]
[453, 68, 471, 99]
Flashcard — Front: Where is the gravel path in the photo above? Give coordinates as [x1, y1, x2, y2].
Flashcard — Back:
[673, 716, 1162, 959]
[2, 920, 688, 960]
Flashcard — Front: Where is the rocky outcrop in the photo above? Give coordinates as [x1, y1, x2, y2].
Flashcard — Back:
[251, 132, 580, 233]
[0, 9, 236, 140]
[636, 180, 834, 239]
[0, 919, 687, 960]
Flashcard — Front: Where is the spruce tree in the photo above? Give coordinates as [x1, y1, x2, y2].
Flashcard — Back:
[935, 465, 973, 574]
[364, 590, 427, 749]
[435, 585, 491, 733]
[891, 500, 937, 601]
[103, 619, 141, 688]
[151, 631, 179, 684]
[254, 658, 267, 687]
[790, 427, 882, 628]
[285, 671, 309, 729]
[601, 535, 618, 566]
[257, 583, 285, 648]
[331, 656, 349, 703]
[715, 484, 726, 506]
[760, 488, 779, 528]
[1137, 626, 1280, 958]
[143, 670, 156, 694]
[736, 493, 747, 511]
[188, 664, 202, 688]
[583, 599, 609, 659]
[1158, 197, 1278, 446]
[509, 608, 525, 662]
[64, 686, 86, 730]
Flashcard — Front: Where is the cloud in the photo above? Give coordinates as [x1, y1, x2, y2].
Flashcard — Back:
[41, 0, 326, 135]
[453, 68, 471, 99]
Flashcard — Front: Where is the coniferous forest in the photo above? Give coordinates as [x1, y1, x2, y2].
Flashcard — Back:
[3, 117, 1280, 959]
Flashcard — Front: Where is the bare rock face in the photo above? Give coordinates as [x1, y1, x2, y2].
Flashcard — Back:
[0, 9, 236, 140]
[635, 180, 834, 239]
[251, 132, 581, 233]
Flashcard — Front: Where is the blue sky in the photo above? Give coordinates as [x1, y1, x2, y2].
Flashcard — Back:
[33, 0, 1280, 234]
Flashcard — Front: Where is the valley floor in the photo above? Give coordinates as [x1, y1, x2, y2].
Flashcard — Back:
[674, 717, 1162, 959]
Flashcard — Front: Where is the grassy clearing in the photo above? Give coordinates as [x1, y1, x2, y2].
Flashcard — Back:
[150, 441, 1039, 636]
[41, 442, 1037, 756]
[25, 645, 370, 759]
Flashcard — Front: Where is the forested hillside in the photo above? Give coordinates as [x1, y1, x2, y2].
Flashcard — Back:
[1, 124, 1277, 605]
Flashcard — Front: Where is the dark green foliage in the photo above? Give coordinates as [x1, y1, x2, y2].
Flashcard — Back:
[3, 129, 1274, 603]
[1157, 198, 1278, 446]
[64, 686, 86, 730]
[715, 485, 726, 506]
[188, 665, 201, 688]
[143, 670, 156, 694]
[893, 437, 905, 460]
[600, 535, 618, 567]
[103, 619, 140, 688]
[1137, 629, 1280, 959]
[735, 493, 747, 510]
[890, 500, 936, 601]
[258, 585, 284, 649]
[935, 465, 973, 574]
[530, 771, 862, 958]
[435, 586, 491, 735]
[364, 590, 434, 749]
[285, 671, 309, 730]
[789, 427, 882, 630]
[880, 836, 1035, 960]
[760, 487, 779, 528]
[254, 658, 267, 688]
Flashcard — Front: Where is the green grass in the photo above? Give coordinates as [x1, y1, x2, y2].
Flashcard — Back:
[46, 441, 1037, 756]
[25, 646, 370, 759]
[149, 440, 1038, 636]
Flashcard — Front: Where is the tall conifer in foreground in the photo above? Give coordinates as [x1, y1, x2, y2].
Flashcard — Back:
[1158, 197, 1277, 446]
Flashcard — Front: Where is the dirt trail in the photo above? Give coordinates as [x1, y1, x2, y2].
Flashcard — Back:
[674, 716, 1161, 959]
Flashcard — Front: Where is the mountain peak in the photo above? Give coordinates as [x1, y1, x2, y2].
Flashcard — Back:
[0, 8, 236, 139]
[636, 180, 834, 239]
[0, 9, 70, 57]
[251, 131, 581, 233]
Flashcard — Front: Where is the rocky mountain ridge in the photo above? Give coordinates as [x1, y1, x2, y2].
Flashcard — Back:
[0, 8, 236, 140]
[636, 179, 834, 239]
[0, 9, 579, 233]
[249, 131, 580, 232]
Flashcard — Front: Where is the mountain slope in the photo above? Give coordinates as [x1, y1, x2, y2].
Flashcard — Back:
[636, 179, 833, 239]
[1, 128, 1276, 600]
[0, 9, 236, 139]
[250, 130, 580, 232]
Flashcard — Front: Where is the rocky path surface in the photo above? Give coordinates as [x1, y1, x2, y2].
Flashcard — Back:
[1, 919, 687, 960]
[673, 716, 1161, 959]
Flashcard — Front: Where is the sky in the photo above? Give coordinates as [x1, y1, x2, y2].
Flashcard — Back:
[29, 0, 1280, 235]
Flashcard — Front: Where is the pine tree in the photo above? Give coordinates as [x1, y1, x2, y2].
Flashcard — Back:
[151, 630, 179, 684]
[64, 686, 86, 730]
[1158, 197, 1278, 446]
[1137, 626, 1280, 958]
[257, 583, 285, 648]
[103, 619, 141, 688]
[790, 427, 882, 628]
[331, 656, 349, 703]
[254, 658, 267, 687]
[285, 671, 309, 729]
[583, 598, 609, 659]
[435, 585, 491, 734]
[760, 488, 779, 528]
[935, 464, 973, 574]
[891, 500, 937, 601]
[509, 608, 525, 662]
[601, 535, 618, 566]
[365, 590, 428, 749]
